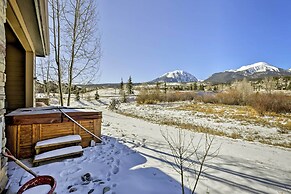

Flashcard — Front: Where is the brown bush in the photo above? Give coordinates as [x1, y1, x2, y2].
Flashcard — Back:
[216, 90, 243, 105]
[138, 86, 291, 114]
[199, 90, 243, 105]
[199, 90, 291, 114]
[136, 89, 161, 104]
[166, 92, 197, 102]
[137, 90, 197, 104]
[247, 92, 291, 114]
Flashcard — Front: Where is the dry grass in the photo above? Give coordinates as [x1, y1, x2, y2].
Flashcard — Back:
[178, 103, 291, 131]
[118, 111, 227, 136]
[137, 85, 291, 115]
[230, 132, 242, 139]
[198, 90, 291, 114]
[137, 90, 197, 104]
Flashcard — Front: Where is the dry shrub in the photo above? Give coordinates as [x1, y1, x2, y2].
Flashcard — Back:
[284, 121, 291, 131]
[199, 91, 291, 114]
[108, 99, 120, 110]
[199, 90, 243, 105]
[136, 89, 162, 104]
[197, 80, 290, 114]
[199, 79, 253, 105]
[197, 78, 291, 114]
[137, 89, 197, 104]
[216, 90, 243, 105]
[198, 93, 218, 104]
[166, 92, 197, 102]
[248, 92, 291, 114]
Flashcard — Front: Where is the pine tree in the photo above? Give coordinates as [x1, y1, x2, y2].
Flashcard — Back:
[213, 86, 218, 91]
[193, 82, 198, 90]
[127, 76, 133, 94]
[120, 78, 124, 91]
[199, 84, 205, 91]
[164, 82, 167, 94]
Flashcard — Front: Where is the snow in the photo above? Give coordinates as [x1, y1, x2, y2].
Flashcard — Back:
[6, 97, 291, 194]
[115, 102, 290, 146]
[36, 135, 81, 147]
[231, 62, 280, 74]
[162, 70, 185, 78]
[6, 107, 98, 116]
[22, 185, 51, 194]
[34, 146, 83, 161]
[158, 70, 198, 82]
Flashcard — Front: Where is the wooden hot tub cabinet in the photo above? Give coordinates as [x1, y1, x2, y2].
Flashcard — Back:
[5, 107, 102, 158]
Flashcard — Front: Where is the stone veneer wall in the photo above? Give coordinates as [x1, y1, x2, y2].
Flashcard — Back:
[0, 0, 8, 192]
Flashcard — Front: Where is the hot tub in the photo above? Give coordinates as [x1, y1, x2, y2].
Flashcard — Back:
[5, 106, 102, 158]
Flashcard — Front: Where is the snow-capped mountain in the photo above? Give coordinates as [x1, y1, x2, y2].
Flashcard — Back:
[151, 70, 198, 83]
[288, 68, 291, 72]
[205, 62, 291, 84]
[227, 62, 280, 75]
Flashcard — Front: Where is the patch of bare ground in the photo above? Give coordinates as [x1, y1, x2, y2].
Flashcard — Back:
[117, 102, 291, 149]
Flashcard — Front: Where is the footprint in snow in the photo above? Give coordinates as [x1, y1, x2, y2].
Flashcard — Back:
[107, 172, 111, 178]
[112, 165, 119, 175]
[60, 167, 82, 177]
[76, 156, 88, 164]
[64, 158, 74, 165]
[106, 157, 114, 165]
[115, 159, 120, 166]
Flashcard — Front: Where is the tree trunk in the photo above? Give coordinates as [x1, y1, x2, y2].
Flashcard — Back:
[67, 0, 79, 106]
[52, 0, 63, 106]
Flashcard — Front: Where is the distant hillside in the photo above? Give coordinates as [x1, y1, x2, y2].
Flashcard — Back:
[205, 62, 291, 84]
[151, 70, 198, 83]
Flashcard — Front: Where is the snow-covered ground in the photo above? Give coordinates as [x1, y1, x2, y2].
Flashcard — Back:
[6, 95, 291, 194]
[116, 102, 291, 147]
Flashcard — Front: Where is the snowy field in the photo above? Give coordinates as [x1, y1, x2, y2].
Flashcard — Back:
[116, 102, 290, 147]
[6, 93, 291, 194]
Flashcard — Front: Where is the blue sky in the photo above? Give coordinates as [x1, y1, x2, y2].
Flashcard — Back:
[97, 0, 291, 83]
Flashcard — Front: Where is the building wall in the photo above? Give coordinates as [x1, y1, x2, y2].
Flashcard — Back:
[0, 0, 8, 192]
[0, 0, 48, 191]
[5, 24, 26, 111]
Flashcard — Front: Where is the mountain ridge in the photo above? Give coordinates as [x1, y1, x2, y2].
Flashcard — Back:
[150, 70, 198, 83]
[205, 62, 291, 84]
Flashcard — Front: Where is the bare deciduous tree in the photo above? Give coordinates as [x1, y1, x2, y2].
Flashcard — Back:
[263, 77, 275, 94]
[63, 0, 101, 106]
[161, 128, 219, 194]
[36, 57, 51, 96]
[49, 0, 101, 106]
[234, 78, 253, 103]
[50, 0, 64, 105]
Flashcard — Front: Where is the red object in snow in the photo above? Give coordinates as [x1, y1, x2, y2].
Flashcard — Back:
[2, 148, 56, 194]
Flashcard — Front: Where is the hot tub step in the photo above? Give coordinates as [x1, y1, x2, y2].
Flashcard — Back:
[35, 135, 82, 154]
[33, 146, 83, 166]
